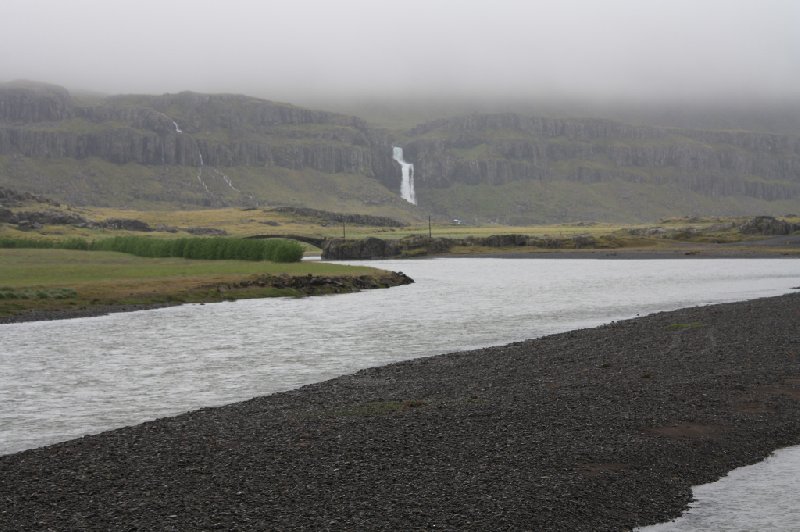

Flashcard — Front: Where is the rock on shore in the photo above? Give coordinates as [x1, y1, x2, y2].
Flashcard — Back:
[1, 294, 798, 530]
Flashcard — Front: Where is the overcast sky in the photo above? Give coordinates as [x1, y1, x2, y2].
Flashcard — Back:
[2, 0, 798, 102]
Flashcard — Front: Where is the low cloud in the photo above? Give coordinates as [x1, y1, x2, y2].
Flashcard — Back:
[2, 0, 798, 103]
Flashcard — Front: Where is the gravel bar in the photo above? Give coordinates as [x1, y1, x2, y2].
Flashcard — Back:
[2, 294, 799, 530]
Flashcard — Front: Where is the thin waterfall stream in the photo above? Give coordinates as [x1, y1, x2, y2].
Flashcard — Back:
[392, 146, 416, 204]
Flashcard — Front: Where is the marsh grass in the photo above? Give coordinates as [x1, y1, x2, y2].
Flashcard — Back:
[1, 235, 304, 262]
[91, 236, 303, 262]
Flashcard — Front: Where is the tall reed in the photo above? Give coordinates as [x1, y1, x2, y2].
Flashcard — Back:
[0, 236, 304, 262]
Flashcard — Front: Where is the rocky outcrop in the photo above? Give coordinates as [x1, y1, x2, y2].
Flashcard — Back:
[184, 227, 227, 236]
[0, 81, 73, 122]
[97, 218, 153, 231]
[739, 216, 799, 235]
[2, 209, 88, 226]
[213, 271, 414, 295]
[0, 186, 60, 207]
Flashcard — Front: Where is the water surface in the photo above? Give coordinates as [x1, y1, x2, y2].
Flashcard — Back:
[639, 446, 800, 531]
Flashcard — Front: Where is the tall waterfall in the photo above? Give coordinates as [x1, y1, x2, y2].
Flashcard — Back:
[392, 146, 416, 205]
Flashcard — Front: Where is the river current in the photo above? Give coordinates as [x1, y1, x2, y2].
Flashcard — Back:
[1, 257, 799, 529]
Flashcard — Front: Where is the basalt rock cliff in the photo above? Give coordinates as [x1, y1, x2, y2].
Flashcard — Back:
[405, 114, 800, 202]
[0, 83, 378, 169]
[1, 81, 798, 222]
[0, 81, 404, 212]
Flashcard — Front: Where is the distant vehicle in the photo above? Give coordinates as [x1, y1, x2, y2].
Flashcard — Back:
[451, 219, 463, 225]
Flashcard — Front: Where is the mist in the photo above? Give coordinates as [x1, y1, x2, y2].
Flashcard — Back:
[2, 0, 799, 105]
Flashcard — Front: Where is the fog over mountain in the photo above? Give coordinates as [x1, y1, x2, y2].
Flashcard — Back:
[2, 0, 798, 105]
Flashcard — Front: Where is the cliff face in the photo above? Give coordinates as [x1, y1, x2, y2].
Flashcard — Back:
[0, 83, 414, 212]
[0, 82, 73, 122]
[0, 83, 396, 178]
[1, 82, 798, 220]
[404, 113, 800, 202]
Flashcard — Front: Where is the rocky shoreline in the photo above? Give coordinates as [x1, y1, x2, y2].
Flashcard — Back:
[1, 294, 799, 530]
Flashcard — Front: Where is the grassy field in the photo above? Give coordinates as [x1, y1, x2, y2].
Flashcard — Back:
[3, 202, 797, 255]
[0, 249, 381, 320]
[3, 201, 772, 239]
[3, 194, 798, 261]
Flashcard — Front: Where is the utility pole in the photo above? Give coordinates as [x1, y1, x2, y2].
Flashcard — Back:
[342, 220, 346, 240]
[428, 215, 432, 239]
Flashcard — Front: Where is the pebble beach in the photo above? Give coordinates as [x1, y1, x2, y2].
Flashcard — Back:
[1, 293, 798, 530]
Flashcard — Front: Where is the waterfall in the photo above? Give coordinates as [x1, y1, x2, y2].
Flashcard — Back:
[392, 146, 417, 205]
[164, 117, 213, 195]
[169, 116, 246, 200]
[213, 168, 240, 192]
[195, 149, 210, 193]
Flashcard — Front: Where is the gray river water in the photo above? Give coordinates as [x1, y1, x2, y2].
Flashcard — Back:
[1, 257, 799, 529]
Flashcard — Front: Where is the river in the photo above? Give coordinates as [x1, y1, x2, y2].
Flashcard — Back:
[1, 257, 799, 528]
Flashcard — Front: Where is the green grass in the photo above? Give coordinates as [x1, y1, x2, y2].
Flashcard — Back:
[0, 249, 371, 288]
[0, 248, 384, 319]
[0, 287, 77, 300]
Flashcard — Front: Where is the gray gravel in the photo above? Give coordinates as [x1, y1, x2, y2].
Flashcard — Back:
[1, 293, 799, 530]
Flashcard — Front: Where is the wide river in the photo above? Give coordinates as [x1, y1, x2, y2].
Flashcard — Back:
[2, 257, 799, 529]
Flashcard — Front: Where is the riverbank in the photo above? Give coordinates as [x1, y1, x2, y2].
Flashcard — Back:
[447, 247, 800, 260]
[0, 271, 414, 324]
[0, 271, 413, 324]
[1, 293, 799, 530]
[0, 248, 412, 324]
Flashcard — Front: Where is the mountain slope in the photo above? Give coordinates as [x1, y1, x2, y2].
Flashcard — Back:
[0, 81, 413, 217]
[1, 82, 798, 223]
